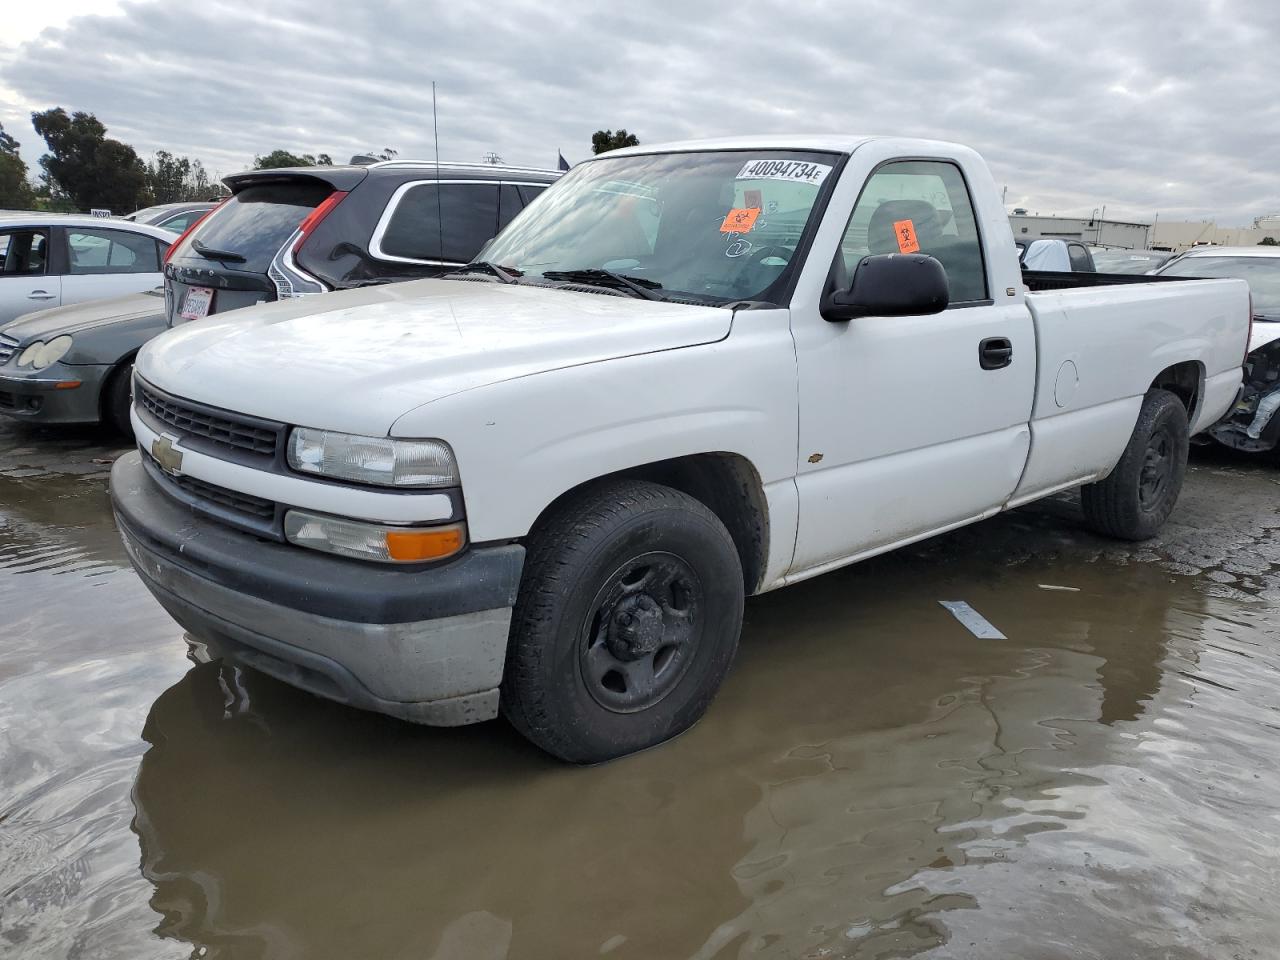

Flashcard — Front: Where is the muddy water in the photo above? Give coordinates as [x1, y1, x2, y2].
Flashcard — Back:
[2, 426, 1279, 960]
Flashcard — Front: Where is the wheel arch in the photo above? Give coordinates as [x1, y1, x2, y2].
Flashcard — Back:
[99, 350, 139, 420]
[527, 452, 770, 595]
[1149, 359, 1204, 424]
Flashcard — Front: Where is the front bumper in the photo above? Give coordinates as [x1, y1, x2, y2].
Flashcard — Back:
[0, 362, 110, 424]
[111, 451, 525, 726]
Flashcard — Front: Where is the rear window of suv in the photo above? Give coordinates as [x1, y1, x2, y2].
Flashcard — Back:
[182, 181, 332, 272]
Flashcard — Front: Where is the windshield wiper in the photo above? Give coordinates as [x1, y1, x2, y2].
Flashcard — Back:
[541, 268, 666, 301]
[445, 261, 521, 284]
[191, 239, 246, 263]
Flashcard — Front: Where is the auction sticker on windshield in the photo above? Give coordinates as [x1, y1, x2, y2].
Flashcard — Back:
[180, 286, 214, 320]
[721, 208, 762, 233]
[736, 159, 832, 185]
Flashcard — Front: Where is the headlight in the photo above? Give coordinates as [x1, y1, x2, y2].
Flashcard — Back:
[16, 336, 73, 370]
[284, 510, 466, 563]
[287, 428, 459, 487]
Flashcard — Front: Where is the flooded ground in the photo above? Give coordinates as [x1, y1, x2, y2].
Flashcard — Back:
[1, 419, 1278, 960]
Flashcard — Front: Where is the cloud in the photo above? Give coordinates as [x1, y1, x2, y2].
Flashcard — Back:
[1, 0, 1276, 223]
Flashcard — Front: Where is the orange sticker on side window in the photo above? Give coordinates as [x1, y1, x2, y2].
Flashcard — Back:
[893, 219, 920, 253]
[720, 207, 761, 234]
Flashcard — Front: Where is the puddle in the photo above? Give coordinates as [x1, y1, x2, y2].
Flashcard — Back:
[2, 432, 1279, 959]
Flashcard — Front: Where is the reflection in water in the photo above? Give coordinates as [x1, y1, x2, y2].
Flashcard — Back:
[4, 446, 1280, 959]
[125, 542, 1280, 960]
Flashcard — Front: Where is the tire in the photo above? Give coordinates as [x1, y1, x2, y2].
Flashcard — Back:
[502, 479, 745, 763]
[103, 362, 135, 437]
[1081, 388, 1189, 541]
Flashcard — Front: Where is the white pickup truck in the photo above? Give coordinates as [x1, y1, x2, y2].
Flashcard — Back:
[110, 136, 1251, 762]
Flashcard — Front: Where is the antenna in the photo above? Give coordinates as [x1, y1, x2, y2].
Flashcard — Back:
[433, 81, 444, 266]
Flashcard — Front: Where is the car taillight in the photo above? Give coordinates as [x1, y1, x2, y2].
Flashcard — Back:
[293, 191, 348, 254]
[163, 199, 227, 264]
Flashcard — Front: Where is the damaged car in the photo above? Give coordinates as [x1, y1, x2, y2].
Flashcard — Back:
[1155, 247, 1280, 456]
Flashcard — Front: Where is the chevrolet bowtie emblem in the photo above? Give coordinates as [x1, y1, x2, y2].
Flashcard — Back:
[151, 434, 184, 475]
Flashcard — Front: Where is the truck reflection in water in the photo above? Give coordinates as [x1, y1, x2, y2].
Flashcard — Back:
[129, 509, 1214, 960]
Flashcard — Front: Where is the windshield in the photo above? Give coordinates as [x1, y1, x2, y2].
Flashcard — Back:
[478, 150, 841, 304]
[1158, 255, 1280, 319]
[1091, 249, 1170, 274]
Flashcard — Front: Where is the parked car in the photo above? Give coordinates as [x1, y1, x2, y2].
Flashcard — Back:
[1090, 248, 1173, 274]
[1019, 237, 1095, 272]
[0, 289, 164, 431]
[164, 160, 560, 326]
[124, 201, 218, 233]
[0, 215, 177, 324]
[111, 135, 1250, 762]
[1154, 246, 1280, 455]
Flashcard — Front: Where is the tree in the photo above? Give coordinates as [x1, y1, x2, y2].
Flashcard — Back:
[0, 123, 36, 210]
[252, 149, 334, 169]
[1259, 236, 1279, 246]
[146, 151, 219, 203]
[591, 129, 640, 155]
[31, 107, 148, 213]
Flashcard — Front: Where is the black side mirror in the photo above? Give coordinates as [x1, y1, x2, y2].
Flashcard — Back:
[821, 253, 949, 322]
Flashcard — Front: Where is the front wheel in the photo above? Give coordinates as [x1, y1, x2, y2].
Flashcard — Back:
[103, 362, 135, 437]
[502, 479, 744, 763]
[1081, 388, 1189, 541]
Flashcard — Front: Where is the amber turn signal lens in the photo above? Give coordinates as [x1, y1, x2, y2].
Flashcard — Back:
[54, 380, 82, 390]
[385, 524, 466, 562]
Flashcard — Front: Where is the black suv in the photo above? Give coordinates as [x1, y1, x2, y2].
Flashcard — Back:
[164, 161, 560, 325]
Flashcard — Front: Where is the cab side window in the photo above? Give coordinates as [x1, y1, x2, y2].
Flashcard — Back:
[1068, 244, 1093, 272]
[840, 159, 987, 304]
[0, 229, 49, 276]
[67, 229, 160, 274]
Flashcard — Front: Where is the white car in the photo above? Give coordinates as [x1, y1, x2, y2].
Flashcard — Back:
[1155, 245, 1280, 453]
[0, 215, 177, 325]
[111, 135, 1251, 762]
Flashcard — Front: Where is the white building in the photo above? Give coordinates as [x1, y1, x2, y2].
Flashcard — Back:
[1008, 214, 1151, 250]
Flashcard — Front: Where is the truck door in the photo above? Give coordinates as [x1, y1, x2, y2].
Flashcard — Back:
[789, 156, 1036, 576]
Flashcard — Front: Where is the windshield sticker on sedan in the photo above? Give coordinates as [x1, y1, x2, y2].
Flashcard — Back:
[720, 208, 762, 234]
[736, 159, 832, 186]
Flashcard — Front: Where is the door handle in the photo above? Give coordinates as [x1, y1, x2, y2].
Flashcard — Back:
[27, 290, 57, 300]
[979, 337, 1013, 370]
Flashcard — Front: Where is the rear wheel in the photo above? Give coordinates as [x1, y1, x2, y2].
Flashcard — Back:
[502, 479, 744, 763]
[1081, 388, 1189, 540]
[103, 362, 135, 437]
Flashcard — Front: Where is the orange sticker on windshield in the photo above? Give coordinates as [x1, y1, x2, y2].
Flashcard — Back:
[894, 219, 920, 253]
[721, 207, 761, 234]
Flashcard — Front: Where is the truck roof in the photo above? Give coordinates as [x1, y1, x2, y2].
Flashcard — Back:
[598, 134, 969, 158]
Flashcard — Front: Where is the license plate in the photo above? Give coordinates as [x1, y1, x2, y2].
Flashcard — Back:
[180, 286, 214, 320]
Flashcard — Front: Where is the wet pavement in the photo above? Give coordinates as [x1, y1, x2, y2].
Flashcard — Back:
[1, 418, 1279, 960]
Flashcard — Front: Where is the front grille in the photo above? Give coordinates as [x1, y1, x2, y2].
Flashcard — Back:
[0, 391, 14, 409]
[0, 334, 18, 365]
[167, 472, 276, 521]
[136, 379, 280, 458]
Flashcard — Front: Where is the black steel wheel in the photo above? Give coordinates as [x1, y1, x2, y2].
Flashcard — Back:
[1082, 388, 1189, 541]
[502, 479, 744, 763]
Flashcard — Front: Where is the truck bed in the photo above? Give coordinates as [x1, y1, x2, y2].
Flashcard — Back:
[1022, 270, 1193, 292]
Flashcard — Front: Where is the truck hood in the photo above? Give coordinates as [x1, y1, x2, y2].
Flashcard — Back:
[138, 278, 732, 434]
[2, 289, 164, 343]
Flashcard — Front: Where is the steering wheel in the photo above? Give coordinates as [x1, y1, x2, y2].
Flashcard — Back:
[743, 244, 793, 271]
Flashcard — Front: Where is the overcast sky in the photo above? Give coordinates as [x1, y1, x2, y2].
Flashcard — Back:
[1, 0, 1275, 224]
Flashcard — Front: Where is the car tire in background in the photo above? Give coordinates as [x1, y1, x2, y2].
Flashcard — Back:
[502, 479, 744, 763]
[103, 362, 135, 437]
[1081, 388, 1189, 541]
